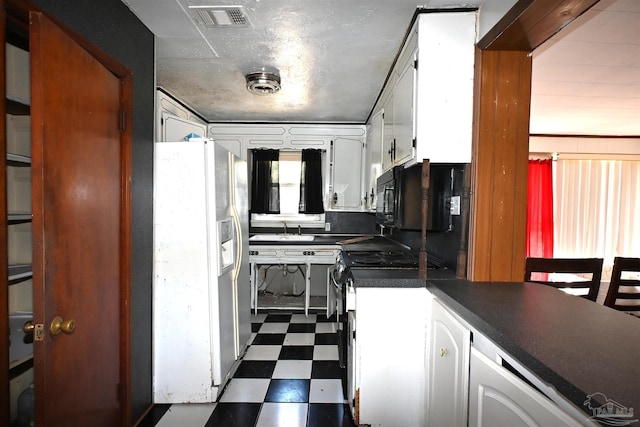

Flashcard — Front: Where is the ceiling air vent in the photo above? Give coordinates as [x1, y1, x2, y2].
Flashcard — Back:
[190, 6, 251, 28]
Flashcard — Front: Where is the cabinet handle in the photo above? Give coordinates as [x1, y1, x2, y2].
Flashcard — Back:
[439, 347, 447, 357]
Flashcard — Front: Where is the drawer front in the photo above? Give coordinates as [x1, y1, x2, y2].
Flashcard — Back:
[250, 245, 339, 264]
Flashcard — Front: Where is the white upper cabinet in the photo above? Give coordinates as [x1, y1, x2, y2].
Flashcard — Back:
[393, 56, 417, 165]
[370, 10, 477, 173]
[207, 123, 366, 212]
[160, 112, 208, 142]
[329, 137, 364, 210]
[364, 111, 383, 211]
[156, 90, 207, 141]
[414, 11, 476, 164]
[381, 38, 417, 171]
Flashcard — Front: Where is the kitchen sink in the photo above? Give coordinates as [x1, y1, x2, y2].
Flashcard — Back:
[249, 234, 315, 242]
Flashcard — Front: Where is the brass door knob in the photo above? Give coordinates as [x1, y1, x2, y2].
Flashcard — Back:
[23, 321, 35, 335]
[50, 316, 76, 335]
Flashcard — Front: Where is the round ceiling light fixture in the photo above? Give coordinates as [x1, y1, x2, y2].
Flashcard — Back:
[245, 70, 281, 95]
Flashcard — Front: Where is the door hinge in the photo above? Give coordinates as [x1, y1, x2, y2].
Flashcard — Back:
[412, 138, 417, 148]
[414, 59, 418, 69]
[352, 330, 356, 340]
[120, 111, 126, 132]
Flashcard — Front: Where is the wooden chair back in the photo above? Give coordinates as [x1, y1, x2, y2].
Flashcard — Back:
[604, 257, 640, 316]
[524, 257, 603, 301]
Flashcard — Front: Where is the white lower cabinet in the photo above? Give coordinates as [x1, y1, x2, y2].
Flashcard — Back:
[468, 347, 580, 426]
[427, 297, 582, 427]
[352, 287, 427, 426]
[427, 298, 471, 427]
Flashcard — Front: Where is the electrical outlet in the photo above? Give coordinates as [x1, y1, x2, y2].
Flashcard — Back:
[325, 222, 331, 231]
[450, 196, 461, 215]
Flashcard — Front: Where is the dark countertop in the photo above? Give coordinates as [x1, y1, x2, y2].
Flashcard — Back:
[249, 234, 371, 246]
[427, 279, 640, 420]
[351, 267, 455, 287]
[350, 269, 424, 288]
[248, 234, 407, 250]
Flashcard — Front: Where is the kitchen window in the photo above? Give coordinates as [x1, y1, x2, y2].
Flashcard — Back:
[250, 149, 325, 228]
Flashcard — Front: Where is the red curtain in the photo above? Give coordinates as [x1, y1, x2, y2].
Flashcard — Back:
[527, 159, 554, 258]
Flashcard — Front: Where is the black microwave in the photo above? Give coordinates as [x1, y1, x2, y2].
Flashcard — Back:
[375, 165, 422, 230]
[375, 166, 398, 227]
[376, 163, 461, 231]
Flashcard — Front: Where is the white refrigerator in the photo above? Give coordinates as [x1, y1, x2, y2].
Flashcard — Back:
[153, 138, 251, 403]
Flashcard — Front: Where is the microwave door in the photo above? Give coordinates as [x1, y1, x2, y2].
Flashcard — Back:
[384, 187, 393, 216]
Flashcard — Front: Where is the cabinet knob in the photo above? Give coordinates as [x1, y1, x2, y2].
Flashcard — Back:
[439, 347, 447, 357]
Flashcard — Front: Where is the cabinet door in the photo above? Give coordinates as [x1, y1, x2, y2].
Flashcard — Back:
[161, 112, 207, 142]
[414, 12, 476, 163]
[427, 299, 470, 427]
[365, 110, 383, 211]
[392, 52, 416, 166]
[469, 348, 579, 426]
[381, 102, 395, 171]
[356, 288, 426, 426]
[331, 137, 364, 210]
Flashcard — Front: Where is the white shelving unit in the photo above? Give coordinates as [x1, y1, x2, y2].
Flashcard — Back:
[5, 37, 34, 423]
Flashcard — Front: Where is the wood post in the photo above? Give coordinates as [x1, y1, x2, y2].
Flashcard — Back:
[419, 159, 430, 279]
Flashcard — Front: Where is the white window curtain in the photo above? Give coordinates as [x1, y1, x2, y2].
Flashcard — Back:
[554, 159, 640, 280]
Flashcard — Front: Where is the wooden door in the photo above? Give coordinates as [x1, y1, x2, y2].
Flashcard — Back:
[29, 12, 130, 426]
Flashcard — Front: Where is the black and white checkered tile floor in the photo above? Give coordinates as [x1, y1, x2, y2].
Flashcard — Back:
[142, 312, 356, 427]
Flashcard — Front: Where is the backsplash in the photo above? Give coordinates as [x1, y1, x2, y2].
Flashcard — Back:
[250, 211, 379, 235]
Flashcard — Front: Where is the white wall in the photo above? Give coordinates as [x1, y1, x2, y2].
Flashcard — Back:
[530, 136, 640, 158]
[477, 0, 519, 40]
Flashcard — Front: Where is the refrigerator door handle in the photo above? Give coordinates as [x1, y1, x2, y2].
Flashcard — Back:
[231, 209, 242, 281]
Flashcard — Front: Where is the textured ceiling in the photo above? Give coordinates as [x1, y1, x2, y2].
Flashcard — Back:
[122, 0, 640, 136]
[531, 0, 640, 136]
[121, 0, 512, 123]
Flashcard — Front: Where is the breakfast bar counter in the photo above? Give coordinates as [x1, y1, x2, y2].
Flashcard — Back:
[426, 279, 640, 423]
